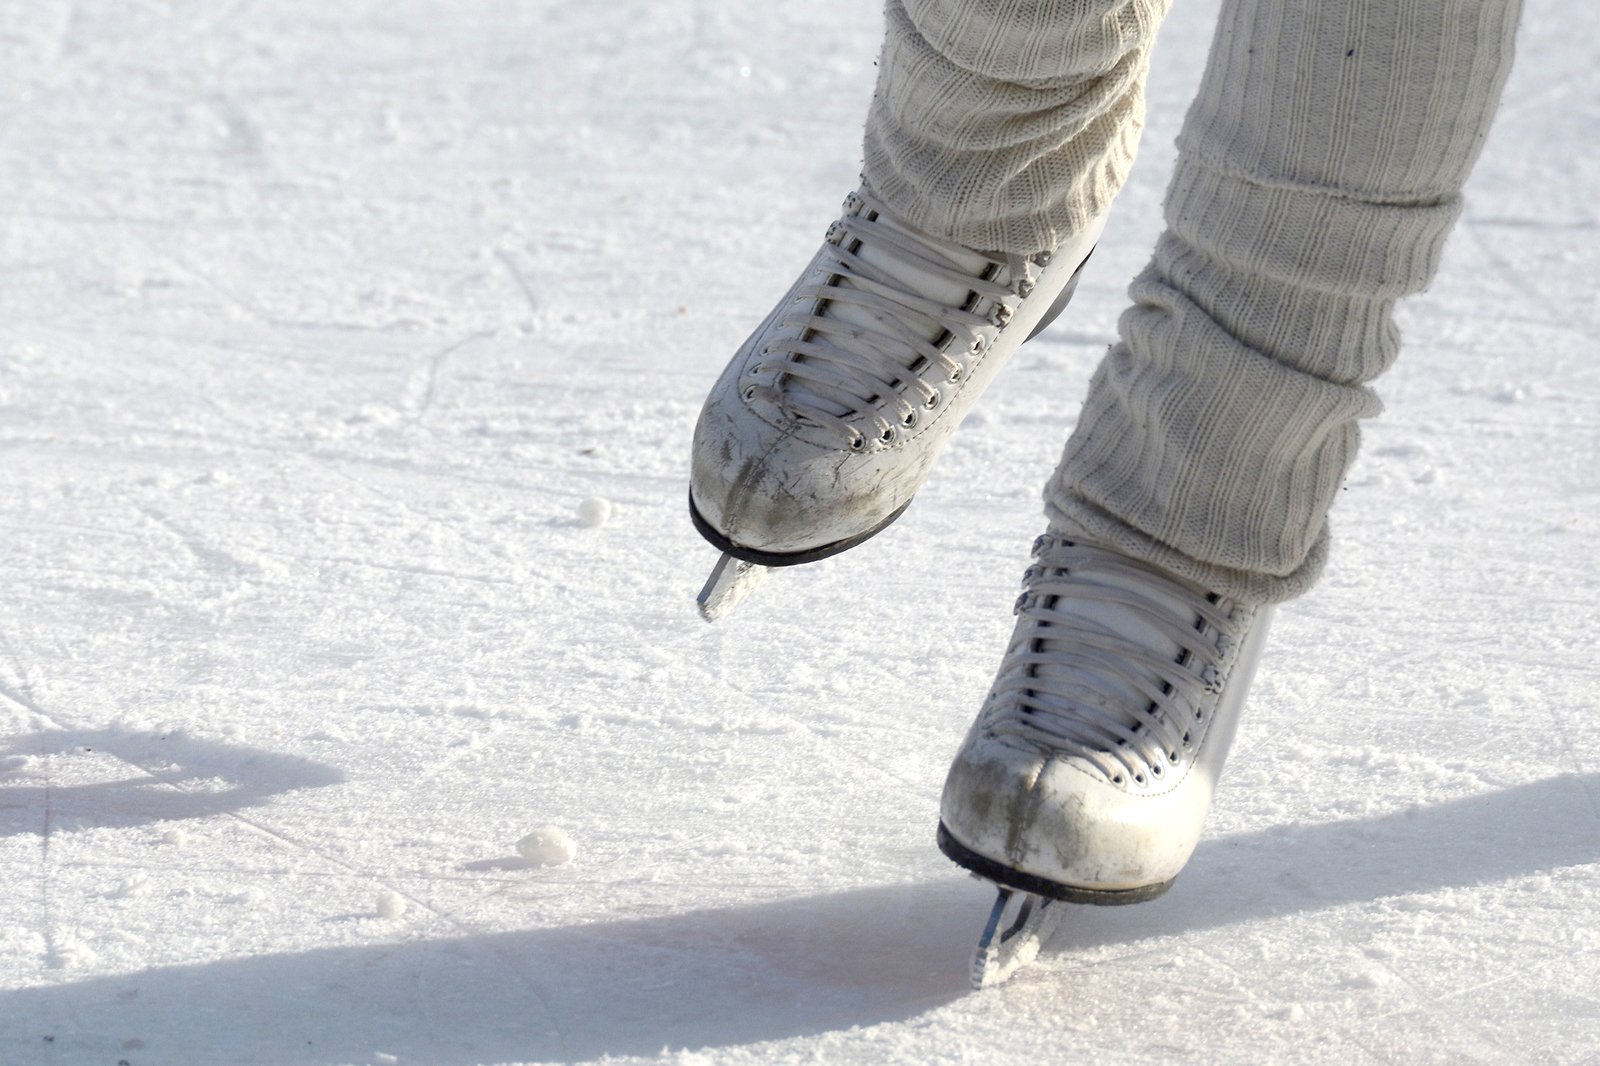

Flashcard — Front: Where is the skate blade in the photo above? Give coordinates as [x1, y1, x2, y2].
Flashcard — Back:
[696, 552, 770, 622]
[971, 886, 1064, 990]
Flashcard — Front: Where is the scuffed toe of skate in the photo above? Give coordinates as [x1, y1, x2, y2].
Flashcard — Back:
[689, 390, 922, 563]
[939, 731, 1200, 898]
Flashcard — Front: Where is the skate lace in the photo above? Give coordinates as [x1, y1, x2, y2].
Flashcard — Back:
[747, 190, 1037, 448]
[987, 536, 1248, 787]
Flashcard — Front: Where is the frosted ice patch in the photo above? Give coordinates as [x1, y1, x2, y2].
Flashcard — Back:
[517, 825, 575, 866]
[577, 497, 612, 527]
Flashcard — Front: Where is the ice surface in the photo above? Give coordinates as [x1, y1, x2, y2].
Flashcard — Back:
[1, 1, 1597, 1064]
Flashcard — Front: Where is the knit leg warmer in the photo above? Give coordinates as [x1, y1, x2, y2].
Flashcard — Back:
[1046, 0, 1523, 603]
[863, 0, 1174, 255]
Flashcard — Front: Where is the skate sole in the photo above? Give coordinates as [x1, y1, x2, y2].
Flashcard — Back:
[688, 493, 913, 567]
[937, 822, 1174, 906]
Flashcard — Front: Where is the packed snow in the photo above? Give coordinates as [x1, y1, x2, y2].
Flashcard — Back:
[517, 827, 576, 868]
[1, 1, 1597, 1064]
[575, 498, 613, 530]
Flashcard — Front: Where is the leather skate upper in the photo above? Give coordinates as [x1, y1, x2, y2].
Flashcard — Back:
[988, 534, 1251, 791]
[759, 190, 1031, 447]
[692, 189, 1101, 558]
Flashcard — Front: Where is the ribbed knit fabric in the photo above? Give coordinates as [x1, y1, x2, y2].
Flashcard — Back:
[863, 0, 1173, 255]
[1047, 0, 1523, 602]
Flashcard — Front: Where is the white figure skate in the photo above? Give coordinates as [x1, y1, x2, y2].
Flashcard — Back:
[691, 189, 1104, 620]
[940, 534, 1273, 987]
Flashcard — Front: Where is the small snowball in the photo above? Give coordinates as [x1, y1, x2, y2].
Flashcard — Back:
[517, 825, 575, 866]
[576, 497, 612, 528]
[162, 829, 189, 847]
[374, 1052, 399, 1065]
[376, 891, 408, 919]
[110, 873, 150, 899]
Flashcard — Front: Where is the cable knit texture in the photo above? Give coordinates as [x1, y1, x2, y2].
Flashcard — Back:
[864, 0, 1173, 255]
[1048, 0, 1521, 602]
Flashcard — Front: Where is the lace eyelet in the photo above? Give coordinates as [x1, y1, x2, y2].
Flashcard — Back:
[879, 427, 896, 444]
[948, 368, 963, 384]
[925, 393, 941, 409]
[901, 411, 918, 429]
[848, 435, 865, 451]
[742, 386, 757, 401]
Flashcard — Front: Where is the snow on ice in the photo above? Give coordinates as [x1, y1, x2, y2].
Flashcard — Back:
[517, 827, 576, 868]
[376, 891, 409, 920]
[576, 496, 614, 529]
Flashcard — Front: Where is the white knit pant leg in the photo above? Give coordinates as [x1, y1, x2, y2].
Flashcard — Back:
[863, 0, 1174, 255]
[1046, 0, 1523, 603]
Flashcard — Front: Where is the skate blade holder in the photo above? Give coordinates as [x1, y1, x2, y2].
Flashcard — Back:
[696, 552, 770, 622]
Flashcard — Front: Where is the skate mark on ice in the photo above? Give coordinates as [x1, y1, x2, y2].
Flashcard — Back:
[494, 249, 541, 318]
[0, 635, 47, 721]
[400, 331, 491, 423]
[98, 206, 274, 324]
[704, 666, 927, 792]
[171, 0, 260, 45]
[138, 506, 261, 580]
[314, 460, 518, 574]
[251, 547, 520, 589]
[0, 725, 573, 1036]
[1461, 214, 1600, 345]
[0, 650, 73, 973]
[46, 0, 87, 63]
[203, 92, 268, 164]
[36, 752, 69, 973]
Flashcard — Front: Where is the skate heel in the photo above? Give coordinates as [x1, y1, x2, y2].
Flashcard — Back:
[1024, 246, 1094, 342]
